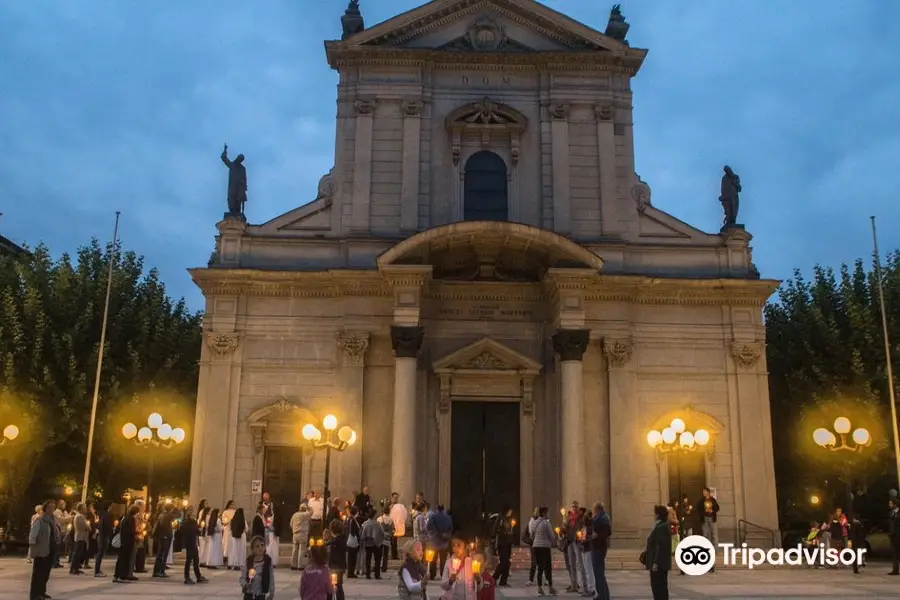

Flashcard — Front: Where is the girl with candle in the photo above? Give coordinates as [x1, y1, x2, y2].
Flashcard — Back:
[205, 508, 225, 568]
[439, 537, 483, 600]
[230, 508, 249, 571]
[240, 536, 275, 600]
[471, 551, 494, 600]
[398, 539, 428, 600]
[298, 545, 333, 600]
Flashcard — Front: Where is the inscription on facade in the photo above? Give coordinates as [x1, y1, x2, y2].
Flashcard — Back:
[462, 74, 513, 87]
[435, 303, 536, 320]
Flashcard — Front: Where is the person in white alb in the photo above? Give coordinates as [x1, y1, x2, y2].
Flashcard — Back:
[307, 491, 325, 540]
[389, 492, 408, 561]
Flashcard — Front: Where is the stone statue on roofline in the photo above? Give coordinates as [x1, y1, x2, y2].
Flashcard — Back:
[342, 0, 365, 39]
[220, 143, 247, 217]
[719, 165, 742, 229]
[605, 4, 630, 43]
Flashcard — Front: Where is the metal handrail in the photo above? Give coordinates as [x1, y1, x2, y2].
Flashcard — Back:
[737, 519, 778, 548]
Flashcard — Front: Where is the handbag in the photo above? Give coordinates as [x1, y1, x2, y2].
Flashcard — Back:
[347, 521, 359, 549]
[638, 551, 646, 566]
[111, 533, 121, 549]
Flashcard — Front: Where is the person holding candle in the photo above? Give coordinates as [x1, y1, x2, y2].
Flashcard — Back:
[490, 507, 514, 587]
[222, 501, 236, 566]
[230, 508, 249, 571]
[439, 537, 483, 600]
[298, 545, 333, 600]
[205, 508, 225, 568]
[472, 551, 495, 600]
[198, 500, 210, 567]
[241, 535, 276, 600]
[345, 506, 362, 578]
[528, 506, 556, 596]
[377, 506, 395, 572]
[427, 504, 453, 580]
[291, 503, 312, 571]
[325, 520, 347, 600]
[151, 504, 173, 578]
[398, 539, 428, 600]
[361, 508, 385, 579]
[180, 506, 209, 585]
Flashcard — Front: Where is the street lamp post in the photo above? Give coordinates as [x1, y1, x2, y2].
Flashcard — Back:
[813, 417, 871, 510]
[122, 413, 185, 511]
[301, 415, 357, 508]
[0, 424, 18, 447]
[647, 418, 712, 537]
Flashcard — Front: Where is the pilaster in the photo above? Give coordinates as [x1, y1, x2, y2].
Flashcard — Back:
[214, 216, 248, 266]
[595, 104, 619, 237]
[390, 325, 425, 502]
[382, 264, 431, 327]
[549, 103, 571, 235]
[351, 98, 375, 233]
[337, 331, 369, 498]
[400, 99, 423, 234]
[603, 335, 641, 544]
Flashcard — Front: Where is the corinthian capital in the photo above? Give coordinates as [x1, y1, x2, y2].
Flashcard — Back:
[337, 332, 370, 367]
[552, 329, 589, 361]
[391, 326, 424, 359]
[205, 332, 240, 360]
[730, 341, 763, 368]
[602, 337, 633, 368]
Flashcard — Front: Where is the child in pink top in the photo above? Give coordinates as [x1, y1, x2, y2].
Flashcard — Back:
[299, 546, 334, 600]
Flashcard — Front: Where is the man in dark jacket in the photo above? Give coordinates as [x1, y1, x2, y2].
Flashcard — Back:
[354, 486, 372, 514]
[180, 507, 207, 585]
[94, 503, 115, 578]
[888, 498, 900, 575]
[152, 507, 173, 578]
[491, 507, 515, 587]
[591, 502, 612, 600]
[645, 505, 672, 600]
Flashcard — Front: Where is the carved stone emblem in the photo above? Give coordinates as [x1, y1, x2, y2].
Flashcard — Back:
[548, 103, 569, 120]
[462, 352, 507, 370]
[205, 333, 239, 359]
[354, 99, 375, 116]
[272, 397, 295, 413]
[401, 99, 423, 117]
[595, 104, 616, 121]
[602, 337, 633, 368]
[337, 333, 369, 367]
[631, 174, 651, 212]
[467, 18, 505, 51]
[731, 341, 763, 368]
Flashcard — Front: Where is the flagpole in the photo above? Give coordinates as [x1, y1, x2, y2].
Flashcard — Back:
[870, 216, 900, 494]
[81, 211, 121, 504]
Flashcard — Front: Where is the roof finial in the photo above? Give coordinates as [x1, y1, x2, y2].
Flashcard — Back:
[342, 0, 365, 40]
[604, 4, 630, 44]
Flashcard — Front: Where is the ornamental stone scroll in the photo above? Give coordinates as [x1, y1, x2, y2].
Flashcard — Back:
[731, 341, 763, 368]
[602, 337, 634, 368]
[205, 332, 240, 360]
[337, 332, 370, 367]
[354, 99, 376, 116]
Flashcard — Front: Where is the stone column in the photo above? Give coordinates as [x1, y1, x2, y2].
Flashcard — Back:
[337, 332, 369, 498]
[549, 103, 571, 236]
[604, 336, 641, 544]
[520, 377, 536, 529]
[391, 325, 424, 503]
[400, 100, 423, 234]
[552, 329, 589, 505]
[595, 104, 619, 236]
[351, 98, 375, 233]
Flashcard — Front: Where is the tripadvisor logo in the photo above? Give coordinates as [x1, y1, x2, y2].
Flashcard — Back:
[675, 535, 866, 575]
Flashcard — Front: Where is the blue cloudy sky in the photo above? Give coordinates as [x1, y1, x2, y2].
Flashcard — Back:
[3, 0, 899, 310]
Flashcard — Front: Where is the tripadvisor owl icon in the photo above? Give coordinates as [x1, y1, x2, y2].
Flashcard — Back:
[675, 535, 716, 576]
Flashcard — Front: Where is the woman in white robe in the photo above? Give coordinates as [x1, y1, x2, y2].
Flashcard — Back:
[265, 510, 279, 567]
[204, 508, 225, 568]
[221, 501, 236, 564]
[197, 501, 209, 566]
[228, 507, 248, 571]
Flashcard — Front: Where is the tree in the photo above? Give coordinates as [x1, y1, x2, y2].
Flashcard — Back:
[0, 240, 201, 532]
[766, 254, 900, 522]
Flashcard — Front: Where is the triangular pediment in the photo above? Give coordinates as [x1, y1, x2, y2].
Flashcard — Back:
[341, 0, 626, 53]
[433, 337, 542, 374]
[638, 206, 709, 241]
[255, 197, 332, 234]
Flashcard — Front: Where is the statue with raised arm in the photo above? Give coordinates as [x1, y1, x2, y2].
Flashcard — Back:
[221, 143, 247, 215]
[719, 165, 741, 228]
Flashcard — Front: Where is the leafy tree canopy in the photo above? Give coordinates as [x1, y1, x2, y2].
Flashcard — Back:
[0, 240, 201, 531]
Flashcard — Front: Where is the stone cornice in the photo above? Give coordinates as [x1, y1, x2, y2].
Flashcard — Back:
[189, 268, 779, 306]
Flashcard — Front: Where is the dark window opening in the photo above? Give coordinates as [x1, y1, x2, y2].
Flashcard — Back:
[464, 151, 508, 222]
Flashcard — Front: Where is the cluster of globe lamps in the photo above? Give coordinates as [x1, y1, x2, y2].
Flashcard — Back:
[647, 417, 711, 451]
[813, 417, 870, 451]
[122, 413, 186, 446]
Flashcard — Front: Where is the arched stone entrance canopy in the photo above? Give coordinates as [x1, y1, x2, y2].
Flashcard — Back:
[432, 337, 541, 531]
[377, 220, 604, 281]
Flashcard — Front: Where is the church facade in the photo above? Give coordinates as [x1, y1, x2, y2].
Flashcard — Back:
[189, 0, 779, 546]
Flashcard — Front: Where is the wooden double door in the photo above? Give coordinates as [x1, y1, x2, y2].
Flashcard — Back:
[263, 446, 304, 540]
[450, 400, 520, 537]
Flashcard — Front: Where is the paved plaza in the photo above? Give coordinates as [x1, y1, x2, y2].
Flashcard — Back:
[3, 558, 899, 600]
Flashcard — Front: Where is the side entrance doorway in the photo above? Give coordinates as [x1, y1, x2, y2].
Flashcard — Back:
[450, 400, 520, 538]
[263, 445, 304, 540]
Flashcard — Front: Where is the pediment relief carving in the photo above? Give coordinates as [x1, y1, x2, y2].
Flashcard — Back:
[446, 98, 527, 130]
[437, 17, 535, 53]
[247, 397, 318, 425]
[433, 337, 541, 375]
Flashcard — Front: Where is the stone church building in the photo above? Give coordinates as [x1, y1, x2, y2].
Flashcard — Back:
[189, 0, 778, 545]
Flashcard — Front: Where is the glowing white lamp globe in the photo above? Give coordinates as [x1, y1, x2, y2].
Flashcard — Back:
[122, 423, 138, 440]
[338, 426, 354, 444]
[813, 428, 836, 447]
[302, 424, 320, 441]
[852, 428, 871, 446]
[323, 414, 338, 431]
[661, 427, 676, 445]
[347, 430, 357, 446]
[171, 428, 186, 444]
[679, 431, 695, 448]
[3, 424, 19, 441]
[670, 418, 686, 434]
[138, 427, 153, 442]
[694, 429, 710, 446]
[157, 423, 173, 441]
[833, 417, 851, 435]
[647, 430, 663, 448]
[148, 413, 163, 429]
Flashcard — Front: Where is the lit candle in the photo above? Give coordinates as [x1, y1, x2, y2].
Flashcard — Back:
[113, 520, 119, 528]
[510, 519, 517, 527]
[471, 560, 481, 574]
[317, 538, 324, 547]
[554, 527, 561, 535]
[330, 572, 338, 586]
[576, 530, 584, 540]
[468, 542, 475, 550]
[451, 558, 461, 574]
[248, 568, 256, 580]
[560, 508, 566, 517]
[171, 520, 178, 528]
[425, 549, 435, 563]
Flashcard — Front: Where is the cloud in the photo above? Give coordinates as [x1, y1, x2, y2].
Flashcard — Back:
[1, 0, 899, 308]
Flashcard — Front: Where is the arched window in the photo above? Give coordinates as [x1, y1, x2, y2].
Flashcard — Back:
[464, 151, 508, 222]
